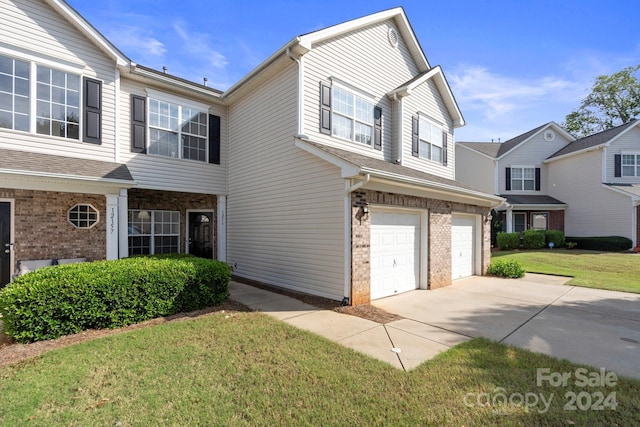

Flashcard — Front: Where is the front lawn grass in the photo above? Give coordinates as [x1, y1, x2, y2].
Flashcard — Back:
[492, 249, 640, 293]
[1, 312, 638, 426]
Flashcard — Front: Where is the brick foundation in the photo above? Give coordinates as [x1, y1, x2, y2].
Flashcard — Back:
[350, 190, 492, 305]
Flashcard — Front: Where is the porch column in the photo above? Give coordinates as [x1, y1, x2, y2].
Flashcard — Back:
[217, 195, 226, 262]
[118, 188, 129, 259]
[505, 206, 513, 233]
[106, 194, 119, 260]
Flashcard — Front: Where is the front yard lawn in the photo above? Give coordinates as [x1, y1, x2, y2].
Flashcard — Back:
[492, 249, 640, 293]
[1, 311, 638, 426]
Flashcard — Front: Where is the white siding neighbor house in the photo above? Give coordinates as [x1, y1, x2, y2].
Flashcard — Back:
[457, 120, 640, 249]
[1, 2, 503, 305]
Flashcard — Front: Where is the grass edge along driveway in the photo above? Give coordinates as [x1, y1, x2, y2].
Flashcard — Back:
[1, 311, 639, 426]
[492, 249, 640, 294]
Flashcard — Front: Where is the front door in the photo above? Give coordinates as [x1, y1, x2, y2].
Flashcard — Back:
[188, 212, 213, 259]
[513, 212, 527, 238]
[0, 202, 12, 287]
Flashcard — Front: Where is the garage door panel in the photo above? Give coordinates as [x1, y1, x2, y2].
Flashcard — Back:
[452, 216, 475, 280]
[370, 211, 421, 300]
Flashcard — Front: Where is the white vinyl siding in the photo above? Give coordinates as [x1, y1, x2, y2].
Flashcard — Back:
[607, 127, 640, 183]
[119, 79, 227, 195]
[498, 130, 572, 194]
[454, 146, 496, 194]
[303, 20, 418, 162]
[228, 64, 345, 300]
[0, 0, 118, 162]
[402, 80, 454, 178]
[548, 150, 633, 240]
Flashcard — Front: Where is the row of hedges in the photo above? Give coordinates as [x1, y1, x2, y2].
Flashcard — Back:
[496, 230, 565, 250]
[565, 236, 632, 252]
[0, 254, 231, 343]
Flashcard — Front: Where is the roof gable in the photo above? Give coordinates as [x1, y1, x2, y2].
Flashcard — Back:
[546, 120, 640, 161]
[388, 66, 465, 128]
[44, 0, 129, 66]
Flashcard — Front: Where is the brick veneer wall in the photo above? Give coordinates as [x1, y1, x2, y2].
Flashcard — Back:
[0, 189, 107, 263]
[350, 190, 492, 305]
[128, 189, 217, 257]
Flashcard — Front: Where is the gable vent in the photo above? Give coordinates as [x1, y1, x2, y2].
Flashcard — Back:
[388, 28, 399, 48]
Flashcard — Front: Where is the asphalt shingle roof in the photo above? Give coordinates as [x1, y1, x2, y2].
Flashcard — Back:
[499, 194, 566, 205]
[547, 120, 639, 159]
[0, 148, 134, 182]
[458, 123, 550, 158]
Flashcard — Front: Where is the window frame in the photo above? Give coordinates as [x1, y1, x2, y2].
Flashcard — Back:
[510, 166, 536, 192]
[128, 209, 181, 255]
[330, 84, 375, 147]
[145, 89, 210, 163]
[67, 204, 99, 229]
[0, 51, 90, 141]
[621, 152, 640, 177]
[531, 212, 549, 230]
[417, 115, 444, 163]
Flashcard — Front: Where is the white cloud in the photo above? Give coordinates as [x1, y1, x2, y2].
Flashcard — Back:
[173, 21, 228, 69]
[106, 26, 166, 57]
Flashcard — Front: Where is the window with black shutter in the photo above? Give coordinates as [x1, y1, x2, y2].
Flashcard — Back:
[83, 77, 102, 144]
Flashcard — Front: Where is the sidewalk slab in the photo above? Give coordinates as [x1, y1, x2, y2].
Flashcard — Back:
[339, 325, 403, 369]
[243, 296, 320, 321]
[384, 326, 453, 370]
[285, 310, 379, 342]
[386, 319, 471, 347]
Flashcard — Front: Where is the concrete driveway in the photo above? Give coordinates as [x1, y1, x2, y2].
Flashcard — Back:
[373, 274, 640, 379]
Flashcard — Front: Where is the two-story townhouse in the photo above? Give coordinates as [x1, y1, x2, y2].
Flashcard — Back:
[456, 123, 573, 236]
[546, 120, 640, 248]
[0, 0, 227, 286]
[225, 8, 503, 305]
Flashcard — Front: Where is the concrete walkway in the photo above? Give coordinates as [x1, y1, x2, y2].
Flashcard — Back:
[229, 275, 640, 379]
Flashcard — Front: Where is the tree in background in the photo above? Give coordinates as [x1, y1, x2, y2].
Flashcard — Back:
[563, 65, 640, 138]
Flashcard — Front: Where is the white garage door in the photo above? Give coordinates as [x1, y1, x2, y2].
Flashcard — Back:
[451, 215, 475, 280]
[370, 211, 420, 300]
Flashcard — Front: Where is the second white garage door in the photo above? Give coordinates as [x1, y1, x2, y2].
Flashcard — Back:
[370, 211, 420, 300]
[451, 215, 475, 280]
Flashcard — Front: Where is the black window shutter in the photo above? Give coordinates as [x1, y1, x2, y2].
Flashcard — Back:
[373, 107, 382, 150]
[614, 154, 621, 177]
[320, 82, 331, 134]
[505, 167, 511, 191]
[130, 95, 146, 153]
[83, 77, 102, 144]
[442, 132, 448, 166]
[411, 115, 419, 157]
[535, 167, 541, 191]
[209, 114, 221, 164]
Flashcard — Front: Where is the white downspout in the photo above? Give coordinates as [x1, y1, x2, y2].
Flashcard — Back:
[286, 48, 305, 138]
[114, 66, 121, 163]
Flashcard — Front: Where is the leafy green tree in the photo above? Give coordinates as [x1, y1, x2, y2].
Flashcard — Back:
[563, 65, 640, 138]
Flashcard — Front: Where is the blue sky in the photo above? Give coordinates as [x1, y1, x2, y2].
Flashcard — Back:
[67, 0, 640, 142]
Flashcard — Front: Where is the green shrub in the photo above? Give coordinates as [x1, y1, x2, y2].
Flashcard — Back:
[487, 259, 525, 278]
[0, 255, 231, 343]
[544, 230, 565, 248]
[523, 229, 546, 249]
[496, 232, 520, 250]
[565, 236, 632, 252]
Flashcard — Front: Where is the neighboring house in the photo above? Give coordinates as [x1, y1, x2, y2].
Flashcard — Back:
[456, 123, 573, 236]
[1, 1, 503, 305]
[0, 0, 227, 287]
[545, 120, 640, 248]
[457, 120, 640, 248]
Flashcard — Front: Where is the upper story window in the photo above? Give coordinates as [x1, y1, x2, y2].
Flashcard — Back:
[130, 91, 221, 164]
[0, 53, 102, 143]
[0, 56, 30, 132]
[622, 154, 640, 177]
[505, 166, 540, 192]
[319, 81, 382, 150]
[411, 115, 448, 165]
[148, 99, 208, 162]
[36, 66, 80, 139]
